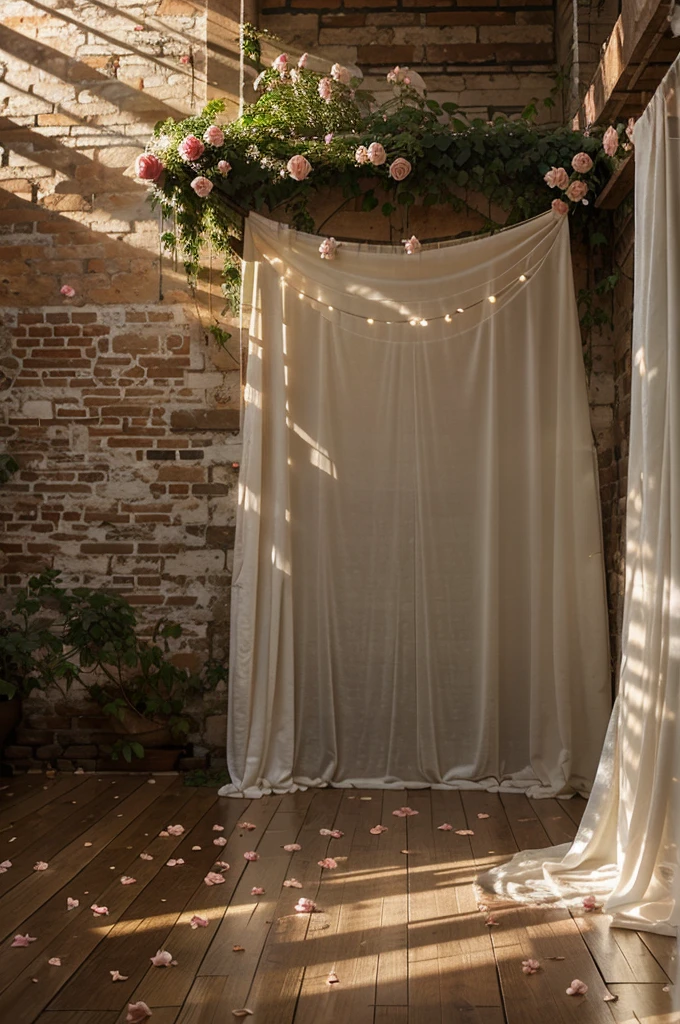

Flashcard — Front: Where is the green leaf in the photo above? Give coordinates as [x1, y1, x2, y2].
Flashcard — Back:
[456, 169, 469, 187]
[426, 100, 442, 113]
[397, 191, 415, 206]
[435, 134, 451, 152]
[381, 202, 395, 217]
[442, 102, 459, 114]
[361, 191, 378, 212]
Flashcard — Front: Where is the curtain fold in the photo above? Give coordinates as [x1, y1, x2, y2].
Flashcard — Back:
[220, 208, 611, 800]
[478, 55, 680, 938]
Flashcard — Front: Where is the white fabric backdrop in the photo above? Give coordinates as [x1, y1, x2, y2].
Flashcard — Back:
[479, 56, 680, 938]
[220, 208, 611, 799]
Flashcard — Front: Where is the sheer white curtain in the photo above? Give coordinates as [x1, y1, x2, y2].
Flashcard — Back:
[220, 208, 611, 799]
[479, 56, 680, 938]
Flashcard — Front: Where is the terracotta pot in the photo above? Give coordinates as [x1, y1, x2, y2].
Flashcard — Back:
[0, 696, 21, 749]
[110, 707, 173, 748]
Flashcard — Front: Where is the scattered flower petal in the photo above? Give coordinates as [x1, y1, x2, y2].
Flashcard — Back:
[150, 950, 176, 968]
[233, 945, 245, 952]
[213, 838, 228, 847]
[392, 807, 418, 817]
[318, 858, 337, 869]
[370, 825, 388, 835]
[192, 846, 201, 851]
[251, 887, 265, 895]
[244, 851, 259, 861]
[166, 825, 185, 836]
[477, 813, 490, 819]
[402, 235, 421, 256]
[204, 872, 226, 886]
[33, 861, 49, 871]
[522, 959, 541, 975]
[0, 859, 12, 872]
[67, 897, 79, 911]
[485, 915, 500, 926]
[126, 1001, 153, 1023]
[294, 898, 317, 913]
[190, 915, 209, 929]
[603, 991, 618, 1001]
[111, 970, 129, 981]
[237, 822, 256, 830]
[121, 876, 136, 885]
[319, 237, 339, 261]
[158, 831, 170, 838]
[566, 979, 588, 996]
[48, 957, 62, 966]
[283, 844, 301, 852]
[437, 823, 453, 831]
[212, 825, 225, 832]
[12, 934, 37, 947]
[166, 859, 185, 867]
[455, 829, 475, 836]
[327, 971, 340, 984]
[232, 1011, 253, 1018]
[91, 904, 109, 916]
[214, 861, 230, 869]
[582, 895, 598, 911]
[140, 853, 154, 861]
[283, 878, 303, 888]
[319, 829, 344, 838]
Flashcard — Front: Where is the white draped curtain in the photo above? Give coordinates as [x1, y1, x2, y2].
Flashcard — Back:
[479, 56, 680, 938]
[220, 208, 611, 799]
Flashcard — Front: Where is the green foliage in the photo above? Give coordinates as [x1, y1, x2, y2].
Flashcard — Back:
[0, 454, 19, 485]
[0, 570, 227, 760]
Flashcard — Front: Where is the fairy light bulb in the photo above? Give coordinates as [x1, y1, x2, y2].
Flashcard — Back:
[519, 274, 527, 282]
[328, 305, 333, 311]
[410, 319, 418, 327]
[445, 314, 452, 323]
[420, 319, 428, 327]
[488, 295, 497, 304]
[456, 308, 464, 314]
[298, 292, 304, 299]
[367, 318, 374, 325]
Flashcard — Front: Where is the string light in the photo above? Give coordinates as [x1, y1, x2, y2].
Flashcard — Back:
[298, 292, 304, 299]
[457, 308, 464, 314]
[367, 318, 374, 324]
[519, 274, 527, 282]
[444, 314, 452, 322]
[420, 319, 428, 327]
[488, 295, 497, 304]
[328, 305, 333, 310]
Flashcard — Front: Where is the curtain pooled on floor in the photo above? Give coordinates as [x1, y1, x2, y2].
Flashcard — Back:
[479, 57, 680, 937]
[220, 209, 611, 799]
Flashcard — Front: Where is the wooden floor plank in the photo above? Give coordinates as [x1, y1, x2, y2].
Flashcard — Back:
[35, 1013, 120, 1024]
[561, 796, 588, 829]
[530, 799, 579, 847]
[605, 982, 676, 1023]
[636, 930, 676, 982]
[573, 912, 671, 984]
[0, 774, 90, 832]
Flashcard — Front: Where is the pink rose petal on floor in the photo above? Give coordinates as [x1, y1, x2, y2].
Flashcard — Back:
[437, 823, 454, 831]
[150, 949, 176, 967]
[214, 861, 229, 869]
[318, 857, 337, 869]
[212, 825, 225, 832]
[370, 825, 388, 835]
[603, 991, 618, 1001]
[191, 846, 201, 851]
[140, 853, 154, 861]
[120, 876, 136, 885]
[294, 898, 316, 913]
[12, 935, 37, 947]
[477, 813, 490, 819]
[91, 904, 109, 916]
[166, 859, 184, 867]
[158, 831, 170, 838]
[33, 861, 49, 871]
[455, 829, 475, 836]
[166, 825, 185, 836]
[0, 859, 12, 872]
[283, 844, 302, 852]
[48, 957, 62, 966]
[67, 897, 79, 911]
[213, 837, 227, 847]
[126, 1001, 153, 1023]
[237, 822, 257, 830]
[566, 979, 588, 996]
[522, 959, 540, 974]
[232, 1011, 253, 1018]
[204, 872, 226, 886]
[319, 828, 344, 838]
[111, 970, 129, 981]
[244, 851, 259, 861]
[84, 842, 93, 847]
[327, 971, 339, 984]
[190, 915, 209, 929]
[582, 895, 598, 911]
[283, 878, 302, 888]
[393, 807, 418, 817]
[485, 915, 499, 926]
[251, 887, 265, 895]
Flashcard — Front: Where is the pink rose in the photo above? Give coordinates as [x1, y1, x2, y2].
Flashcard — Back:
[571, 151, 593, 174]
[135, 153, 164, 181]
[331, 63, 351, 85]
[126, 1002, 152, 1023]
[386, 65, 401, 84]
[287, 155, 312, 181]
[566, 979, 588, 996]
[543, 166, 569, 189]
[60, 285, 76, 298]
[294, 898, 316, 913]
[178, 135, 205, 162]
[626, 117, 635, 142]
[319, 237, 339, 260]
[389, 157, 411, 181]
[551, 198, 569, 216]
[150, 949, 176, 967]
[217, 160, 231, 175]
[402, 235, 421, 255]
[566, 179, 588, 202]
[318, 77, 332, 103]
[367, 142, 386, 166]
[203, 125, 224, 147]
[298, 53, 308, 68]
[272, 53, 288, 74]
[190, 176, 213, 197]
[355, 145, 369, 165]
[602, 125, 618, 157]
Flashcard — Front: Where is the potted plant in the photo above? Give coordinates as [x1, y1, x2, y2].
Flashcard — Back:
[0, 570, 227, 767]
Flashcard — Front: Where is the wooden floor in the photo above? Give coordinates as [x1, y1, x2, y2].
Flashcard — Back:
[0, 773, 675, 1024]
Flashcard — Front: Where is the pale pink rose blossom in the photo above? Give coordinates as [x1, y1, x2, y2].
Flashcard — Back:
[287, 155, 312, 181]
[237, 822, 257, 830]
[272, 53, 288, 74]
[389, 158, 411, 181]
[126, 1001, 153, 1023]
[283, 878, 303, 888]
[318, 77, 333, 103]
[67, 897, 79, 910]
[402, 235, 421, 255]
[48, 957, 62, 966]
[626, 117, 635, 142]
[0, 860, 11, 872]
[582, 895, 598, 911]
[251, 887, 265, 895]
[244, 851, 260, 861]
[552, 198, 569, 216]
[437, 823, 454, 831]
[571, 152, 593, 173]
[392, 806, 418, 817]
[111, 970, 129, 981]
[331, 63, 351, 85]
[602, 125, 619, 157]
[91, 904, 109, 916]
[367, 142, 386, 165]
[190, 915, 209, 928]
[566, 979, 588, 996]
[190, 176, 213, 198]
[325, 133, 333, 144]
[203, 125, 225, 147]
[283, 844, 302, 852]
[370, 825, 388, 834]
[522, 959, 540, 974]
[355, 145, 370, 165]
[387, 65, 401, 84]
[150, 950, 176, 967]
[543, 166, 569, 189]
[204, 871, 225, 886]
[566, 179, 588, 202]
[11, 934, 37, 947]
[33, 861, 49, 871]
[294, 897, 316, 913]
[60, 286, 76, 298]
[319, 237, 339, 260]
[135, 153, 164, 181]
[298, 53, 308, 68]
[318, 857, 337, 869]
[217, 160, 231, 175]
[213, 837, 227, 847]
[178, 135, 205, 162]
[120, 875, 136, 885]
[166, 825, 185, 837]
